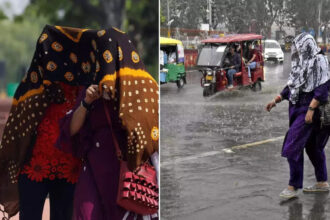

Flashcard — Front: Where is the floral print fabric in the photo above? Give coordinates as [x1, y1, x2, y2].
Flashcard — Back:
[21, 83, 82, 183]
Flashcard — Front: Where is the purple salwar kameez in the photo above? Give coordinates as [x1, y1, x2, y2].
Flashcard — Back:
[57, 90, 158, 220]
[280, 81, 330, 188]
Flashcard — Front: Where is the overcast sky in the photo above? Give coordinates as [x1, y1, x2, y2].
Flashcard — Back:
[0, 0, 30, 19]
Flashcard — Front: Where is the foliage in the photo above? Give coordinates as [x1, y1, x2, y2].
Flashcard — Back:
[0, 17, 48, 84]
[161, 0, 330, 41]
[124, 0, 159, 80]
[160, 0, 207, 29]
[285, 0, 330, 39]
[0, 0, 158, 86]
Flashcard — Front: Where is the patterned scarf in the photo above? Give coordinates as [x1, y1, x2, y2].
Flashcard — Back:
[0, 25, 158, 218]
[287, 33, 330, 104]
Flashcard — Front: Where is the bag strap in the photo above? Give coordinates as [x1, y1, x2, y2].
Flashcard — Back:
[103, 100, 123, 161]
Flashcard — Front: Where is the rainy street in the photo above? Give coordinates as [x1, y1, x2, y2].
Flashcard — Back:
[160, 53, 330, 220]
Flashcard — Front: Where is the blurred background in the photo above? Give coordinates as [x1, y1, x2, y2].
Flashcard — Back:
[161, 0, 330, 52]
[0, 0, 158, 98]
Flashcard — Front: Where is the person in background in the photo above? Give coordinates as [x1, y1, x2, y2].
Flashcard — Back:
[245, 42, 260, 83]
[266, 33, 330, 200]
[226, 45, 241, 89]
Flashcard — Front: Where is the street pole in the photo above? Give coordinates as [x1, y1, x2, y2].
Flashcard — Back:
[208, 0, 212, 30]
[318, 0, 323, 43]
[167, 0, 170, 37]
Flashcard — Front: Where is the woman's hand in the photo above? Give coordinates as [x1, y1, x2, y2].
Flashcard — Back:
[266, 95, 282, 112]
[305, 98, 320, 124]
[84, 84, 101, 104]
[305, 109, 314, 124]
[266, 101, 276, 112]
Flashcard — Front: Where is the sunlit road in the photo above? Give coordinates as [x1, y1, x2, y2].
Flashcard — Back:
[160, 53, 330, 220]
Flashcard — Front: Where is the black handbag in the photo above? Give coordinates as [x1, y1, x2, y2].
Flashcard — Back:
[319, 91, 330, 127]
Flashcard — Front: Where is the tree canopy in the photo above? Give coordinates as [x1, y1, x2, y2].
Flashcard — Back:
[0, 0, 158, 89]
[161, 0, 330, 40]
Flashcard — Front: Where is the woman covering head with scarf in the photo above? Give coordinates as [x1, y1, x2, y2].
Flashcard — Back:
[266, 33, 330, 199]
[0, 25, 159, 220]
[55, 25, 159, 219]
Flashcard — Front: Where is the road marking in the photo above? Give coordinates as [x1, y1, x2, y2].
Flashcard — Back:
[161, 136, 285, 167]
[224, 136, 285, 151]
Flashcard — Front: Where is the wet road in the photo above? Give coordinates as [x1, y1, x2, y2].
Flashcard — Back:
[160, 53, 330, 220]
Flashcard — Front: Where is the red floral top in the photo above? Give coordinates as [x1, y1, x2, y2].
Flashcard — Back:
[22, 83, 82, 183]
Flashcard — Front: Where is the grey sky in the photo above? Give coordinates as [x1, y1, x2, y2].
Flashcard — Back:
[0, 0, 30, 18]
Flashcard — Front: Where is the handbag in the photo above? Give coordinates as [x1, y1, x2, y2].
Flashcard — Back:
[103, 101, 159, 215]
[319, 91, 330, 127]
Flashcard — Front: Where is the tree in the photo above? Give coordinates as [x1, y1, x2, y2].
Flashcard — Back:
[0, 17, 48, 83]
[284, 0, 330, 39]
[124, 0, 158, 78]
[19, 0, 158, 80]
[160, 0, 207, 29]
[23, 0, 125, 28]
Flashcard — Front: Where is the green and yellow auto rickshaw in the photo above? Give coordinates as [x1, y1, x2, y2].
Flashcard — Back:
[160, 37, 186, 88]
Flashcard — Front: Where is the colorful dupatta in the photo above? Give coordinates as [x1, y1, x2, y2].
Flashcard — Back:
[0, 24, 158, 218]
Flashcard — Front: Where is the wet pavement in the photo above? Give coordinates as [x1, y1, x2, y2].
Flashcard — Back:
[160, 53, 330, 220]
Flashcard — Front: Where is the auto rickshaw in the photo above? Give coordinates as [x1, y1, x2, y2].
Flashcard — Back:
[160, 37, 186, 88]
[197, 34, 265, 96]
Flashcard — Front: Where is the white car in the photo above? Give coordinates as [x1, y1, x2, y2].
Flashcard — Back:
[264, 39, 284, 63]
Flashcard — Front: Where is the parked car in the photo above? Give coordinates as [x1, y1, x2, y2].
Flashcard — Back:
[264, 39, 284, 63]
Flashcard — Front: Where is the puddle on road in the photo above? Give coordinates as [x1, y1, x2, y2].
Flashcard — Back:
[160, 58, 330, 219]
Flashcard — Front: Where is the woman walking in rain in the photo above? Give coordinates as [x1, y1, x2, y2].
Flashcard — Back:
[0, 25, 85, 220]
[56, 26, 159, 219]
[0, 25, 159, 220]
[266, 33, 330, 199]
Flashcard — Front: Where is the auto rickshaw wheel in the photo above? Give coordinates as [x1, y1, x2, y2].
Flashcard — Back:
[203, 87, 209, 97]
[252, 81, 262, 92]
[177, 78, 185, 88]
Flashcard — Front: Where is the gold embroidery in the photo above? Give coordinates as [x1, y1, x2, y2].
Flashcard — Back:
[55, 26, 88, 43]
[46, 61, 57, 72]
[30, 71, 38, 83]
[131, 51, 140, 63]
[39, 33, 48, 44]
[112, 27, 125, 34]
[64, 72, 74, 81]
[118, 47, 123, 61]
[51, 41, 63, 52]
[70, 52, 78, 63]
[90, 51, 96, 63]
[12, 86, 44, 106]
[103, 50, 113, 63]
[99, 67, 158, 86]
[96, 60, 100, 72]
[97, 30, 106, 37]
[81, 61, 91, 73]
[151, 127, 159, 141]
[91, 40, 97, 51]
[38, 66, 44, 78]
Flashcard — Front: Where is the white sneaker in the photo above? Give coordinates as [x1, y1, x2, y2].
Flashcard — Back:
[279, 188, 298, 199]
[303, 184, 330, 192]
[228, 85, 233, 89]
